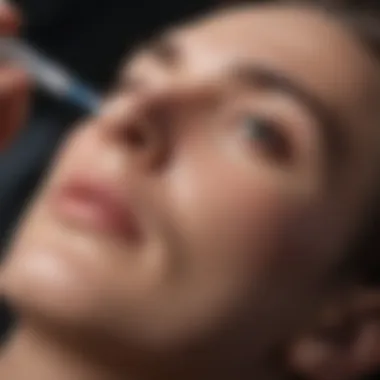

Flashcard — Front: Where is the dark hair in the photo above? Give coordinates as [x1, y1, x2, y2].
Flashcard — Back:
[296, 0, 380, 288]
[273, 2, 380, 379]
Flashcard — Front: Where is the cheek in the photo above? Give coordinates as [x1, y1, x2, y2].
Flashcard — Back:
[165, 158, 314, 287]
[160, 157, 335, 343]
[52, 125, 99, 176]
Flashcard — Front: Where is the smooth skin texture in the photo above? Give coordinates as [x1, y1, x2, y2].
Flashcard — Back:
[1, 2, 380, 380]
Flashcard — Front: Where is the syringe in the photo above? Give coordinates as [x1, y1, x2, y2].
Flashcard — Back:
[0, 37, 101, 113]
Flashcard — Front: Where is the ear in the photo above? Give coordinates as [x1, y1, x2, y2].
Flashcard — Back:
[286, 287, 380, 380]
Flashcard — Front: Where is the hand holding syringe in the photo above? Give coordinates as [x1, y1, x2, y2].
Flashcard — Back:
[0, 1, 100, 150]
[0, 37, 101, 112]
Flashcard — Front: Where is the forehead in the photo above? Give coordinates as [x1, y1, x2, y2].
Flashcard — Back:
[170, 5, 376, 107]
[150, 4, 380, 162]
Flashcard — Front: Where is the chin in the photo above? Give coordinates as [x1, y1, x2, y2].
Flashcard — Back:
[2, 253, 109, 333]
[2, 210, 117, 331]
[0, 202, 174, 346]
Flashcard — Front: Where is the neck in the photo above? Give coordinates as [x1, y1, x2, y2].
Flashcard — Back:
[0, 323, 282, 380]
[0, 324, 131, 380]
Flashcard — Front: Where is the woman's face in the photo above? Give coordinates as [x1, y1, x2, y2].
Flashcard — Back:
[2, 4, 380, 357]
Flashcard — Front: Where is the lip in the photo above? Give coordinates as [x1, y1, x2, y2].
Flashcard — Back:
[51, 175, 141, 240]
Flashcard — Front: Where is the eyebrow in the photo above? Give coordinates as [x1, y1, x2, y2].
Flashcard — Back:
[143, 35, 179, 67]
[230, 64, 348, 172]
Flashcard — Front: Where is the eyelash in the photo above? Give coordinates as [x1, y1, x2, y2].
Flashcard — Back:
[237, 112, 293, 164]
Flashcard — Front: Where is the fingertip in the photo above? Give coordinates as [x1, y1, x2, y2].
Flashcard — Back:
[11, 69, 30, 91]
[0, 68, 30, 92]
[0, 69, 30, 151]
[0, 1, 22, 34]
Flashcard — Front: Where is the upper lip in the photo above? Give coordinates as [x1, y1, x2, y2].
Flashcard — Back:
[52, 174, 141, 240]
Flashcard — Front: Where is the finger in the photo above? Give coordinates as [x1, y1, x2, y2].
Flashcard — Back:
[0, 1, 22, 35]
[0, 67, 30, 150]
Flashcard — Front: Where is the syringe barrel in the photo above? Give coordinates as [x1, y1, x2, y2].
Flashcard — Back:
[0, 37, 100, 112]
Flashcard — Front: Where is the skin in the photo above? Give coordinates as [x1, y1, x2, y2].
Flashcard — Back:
[1, 2, 380, 380]
[0, 3, 29, 151]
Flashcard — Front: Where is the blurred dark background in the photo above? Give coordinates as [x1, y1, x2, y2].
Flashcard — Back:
[0, 0, 217, 340]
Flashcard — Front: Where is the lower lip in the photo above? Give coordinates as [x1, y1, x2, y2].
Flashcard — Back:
[51, 191, 140, 240]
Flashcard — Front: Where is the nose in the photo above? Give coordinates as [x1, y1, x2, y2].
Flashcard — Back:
[97, 80, 218, 170]
[96, 92, 170, 171]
